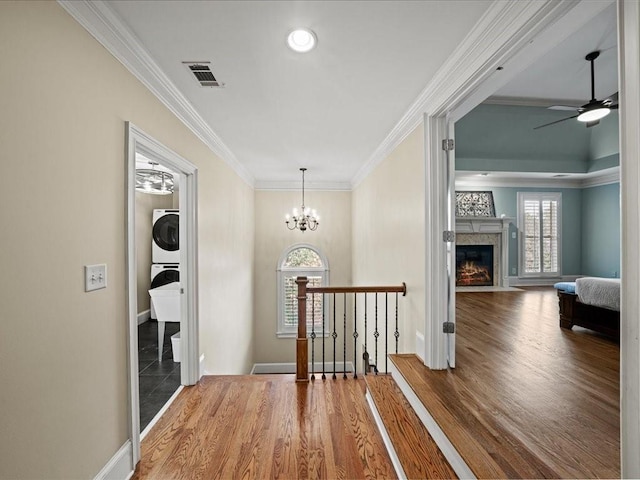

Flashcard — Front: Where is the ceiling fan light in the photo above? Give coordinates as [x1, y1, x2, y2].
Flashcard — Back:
[577, 107, 610, 123]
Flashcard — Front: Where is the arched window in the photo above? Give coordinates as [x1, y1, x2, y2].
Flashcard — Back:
[277, 244, 329, 337]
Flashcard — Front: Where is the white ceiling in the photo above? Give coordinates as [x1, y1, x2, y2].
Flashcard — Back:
[107, 0, 492, 186]
[106, 1, 617, 187]
[492, 2, 618, 104]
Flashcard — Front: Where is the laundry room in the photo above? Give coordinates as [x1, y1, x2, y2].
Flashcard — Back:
[134, 153, 182, 430]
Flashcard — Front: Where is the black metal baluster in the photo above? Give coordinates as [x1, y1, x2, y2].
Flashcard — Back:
[364, 293, 368, 375]
[394, 292, 400, 354]
[385, 292, 388, 374]
[353, 292, 358, 379]
[322, 293, 326, 380]
[332, 293, 337, 380]
[310, 292, 316, 381]
[374, 293, 379, 375]
[343, 293, 347, 379]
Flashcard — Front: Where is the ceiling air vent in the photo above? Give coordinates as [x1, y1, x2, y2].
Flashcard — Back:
[182, 61, 224, 88]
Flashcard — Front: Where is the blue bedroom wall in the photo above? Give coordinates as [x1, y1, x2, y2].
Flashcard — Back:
[458, 187, 583, 276]
[455, 104, 591, 173]
[456, 103, 620, 279]
[456, 104, 619, 174]
[581, 183, 620, 277]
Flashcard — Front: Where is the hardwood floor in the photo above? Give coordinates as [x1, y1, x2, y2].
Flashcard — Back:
[392, 286, 620, 478]
[132, 374, 396, 479]
[365, 374, 457, 479]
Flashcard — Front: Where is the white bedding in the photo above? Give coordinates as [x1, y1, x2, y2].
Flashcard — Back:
[575, 277, 621, 312]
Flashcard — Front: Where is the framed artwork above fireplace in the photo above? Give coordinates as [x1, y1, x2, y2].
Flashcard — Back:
[455, 191, 496, 217]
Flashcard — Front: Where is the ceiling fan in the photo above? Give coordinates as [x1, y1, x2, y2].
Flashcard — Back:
[534, 50, 618, 130]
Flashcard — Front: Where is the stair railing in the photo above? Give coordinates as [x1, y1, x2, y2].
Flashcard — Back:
[295, 276, 406, 382]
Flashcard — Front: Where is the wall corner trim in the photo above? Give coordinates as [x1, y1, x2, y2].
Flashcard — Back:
[57, 0, 255, 188]
[93, 440, 134, 480]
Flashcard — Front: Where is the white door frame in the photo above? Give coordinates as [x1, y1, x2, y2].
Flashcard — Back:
[422, 0, 610, 370]
[618, 0, 640, 475]
[423, 0, 639, 476]
[125, 122, 200, 465]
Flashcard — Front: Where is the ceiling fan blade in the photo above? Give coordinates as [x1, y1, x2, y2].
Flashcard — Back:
[548, 105, 580, 111]
[604, 91, 618, 105]
[610, 104, 619, 110]
[533, 114, 579, 130]
[586, 120, 600, 128]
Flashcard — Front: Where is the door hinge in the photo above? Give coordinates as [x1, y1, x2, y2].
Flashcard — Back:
[442, 139, 454, 151]
[443, 322, 455, 334]
[443, 230, 455, 242]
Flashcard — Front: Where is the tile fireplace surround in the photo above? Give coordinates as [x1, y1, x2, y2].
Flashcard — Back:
[455, 217, 513, 288]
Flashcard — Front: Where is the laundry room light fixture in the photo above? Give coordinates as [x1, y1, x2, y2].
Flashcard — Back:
[286, 28, 317, 53]
[286, 168, 319, 232]
[136, 162, 174, 195]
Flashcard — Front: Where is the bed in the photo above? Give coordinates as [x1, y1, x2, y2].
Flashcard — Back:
[554, 277, 620, 338]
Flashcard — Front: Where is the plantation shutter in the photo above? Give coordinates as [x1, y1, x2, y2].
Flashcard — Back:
[283, 275, 324, 328]
[520, 193, 561, 276]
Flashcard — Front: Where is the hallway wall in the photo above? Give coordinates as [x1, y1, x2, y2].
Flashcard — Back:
[0, 2, 254, 478]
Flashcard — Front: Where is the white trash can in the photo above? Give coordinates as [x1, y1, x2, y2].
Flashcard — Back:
[171, 332, 181, 363]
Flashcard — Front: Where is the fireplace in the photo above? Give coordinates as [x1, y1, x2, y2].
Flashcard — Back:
[456, 245, 494, 286]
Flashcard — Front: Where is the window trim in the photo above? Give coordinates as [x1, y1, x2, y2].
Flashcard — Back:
[276, 244, 330, 338]
[517, 192, 562, 278]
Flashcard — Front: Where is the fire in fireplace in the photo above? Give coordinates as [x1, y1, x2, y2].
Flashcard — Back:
[456, 245, 493, 286]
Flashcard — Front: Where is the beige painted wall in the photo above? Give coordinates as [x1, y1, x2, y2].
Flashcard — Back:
[135, 192, 174, 313]
[352, 124, 425, 354]
[254, 191, 352, 364]
[0, 2, 254, 478]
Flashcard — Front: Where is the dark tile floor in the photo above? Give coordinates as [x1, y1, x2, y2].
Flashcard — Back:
[138, 320, 181, 431]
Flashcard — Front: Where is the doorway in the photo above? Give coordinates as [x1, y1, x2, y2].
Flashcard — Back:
[125, 122, 200, 464]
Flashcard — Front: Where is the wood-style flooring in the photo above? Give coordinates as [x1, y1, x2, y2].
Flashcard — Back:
[132, 374, 396, 479]
[392, 286, 620, 478]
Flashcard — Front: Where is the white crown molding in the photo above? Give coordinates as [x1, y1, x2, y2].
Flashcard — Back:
[58, 0, 254, 187]
[351, 0, 595, 189]
[581, 167, 620, 187]
[254, 180, 352, 191]
[455, 166, 620, 189]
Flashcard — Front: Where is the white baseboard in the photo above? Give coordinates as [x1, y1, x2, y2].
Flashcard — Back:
[199, 354, 206, 379]
[415, 331, 425, 363]
[508, 275, 579, 287]
[365, 391, 407, 479]
[94, 440, 134, 480]
[137, 310, 150, 325]
[389, 361, 476, 479]
[250, 361, 355, 375]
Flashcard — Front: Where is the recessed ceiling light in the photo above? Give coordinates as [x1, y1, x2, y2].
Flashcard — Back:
[287, 28, 317, 53]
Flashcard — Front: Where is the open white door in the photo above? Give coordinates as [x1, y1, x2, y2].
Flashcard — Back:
[125, 122, 200, 465]
[445, 120, 456, 368]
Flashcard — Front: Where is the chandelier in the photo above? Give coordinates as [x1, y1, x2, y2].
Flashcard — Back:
[135, 162, 174, 195]
[286, 168, 319, 232]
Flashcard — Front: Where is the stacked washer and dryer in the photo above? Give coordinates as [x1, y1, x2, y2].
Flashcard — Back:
[149, 209, 180, 361]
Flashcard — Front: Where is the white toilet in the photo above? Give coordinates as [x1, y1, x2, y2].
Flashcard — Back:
[149, 281, 181, 361]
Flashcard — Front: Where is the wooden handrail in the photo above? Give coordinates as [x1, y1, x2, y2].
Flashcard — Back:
[295, 277, 406, 382]
[306, 283, 406, 295]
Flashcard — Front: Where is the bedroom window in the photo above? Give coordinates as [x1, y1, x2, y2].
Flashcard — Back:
[517, 192, 562, 277]
[277, 244, 329, 338]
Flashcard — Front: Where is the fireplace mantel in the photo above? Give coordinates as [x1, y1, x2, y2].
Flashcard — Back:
[455, 216, 514, 234]
[455, 217, 514, 287]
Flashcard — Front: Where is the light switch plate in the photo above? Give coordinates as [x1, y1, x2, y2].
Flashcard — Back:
[85, 264, 107, 292]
